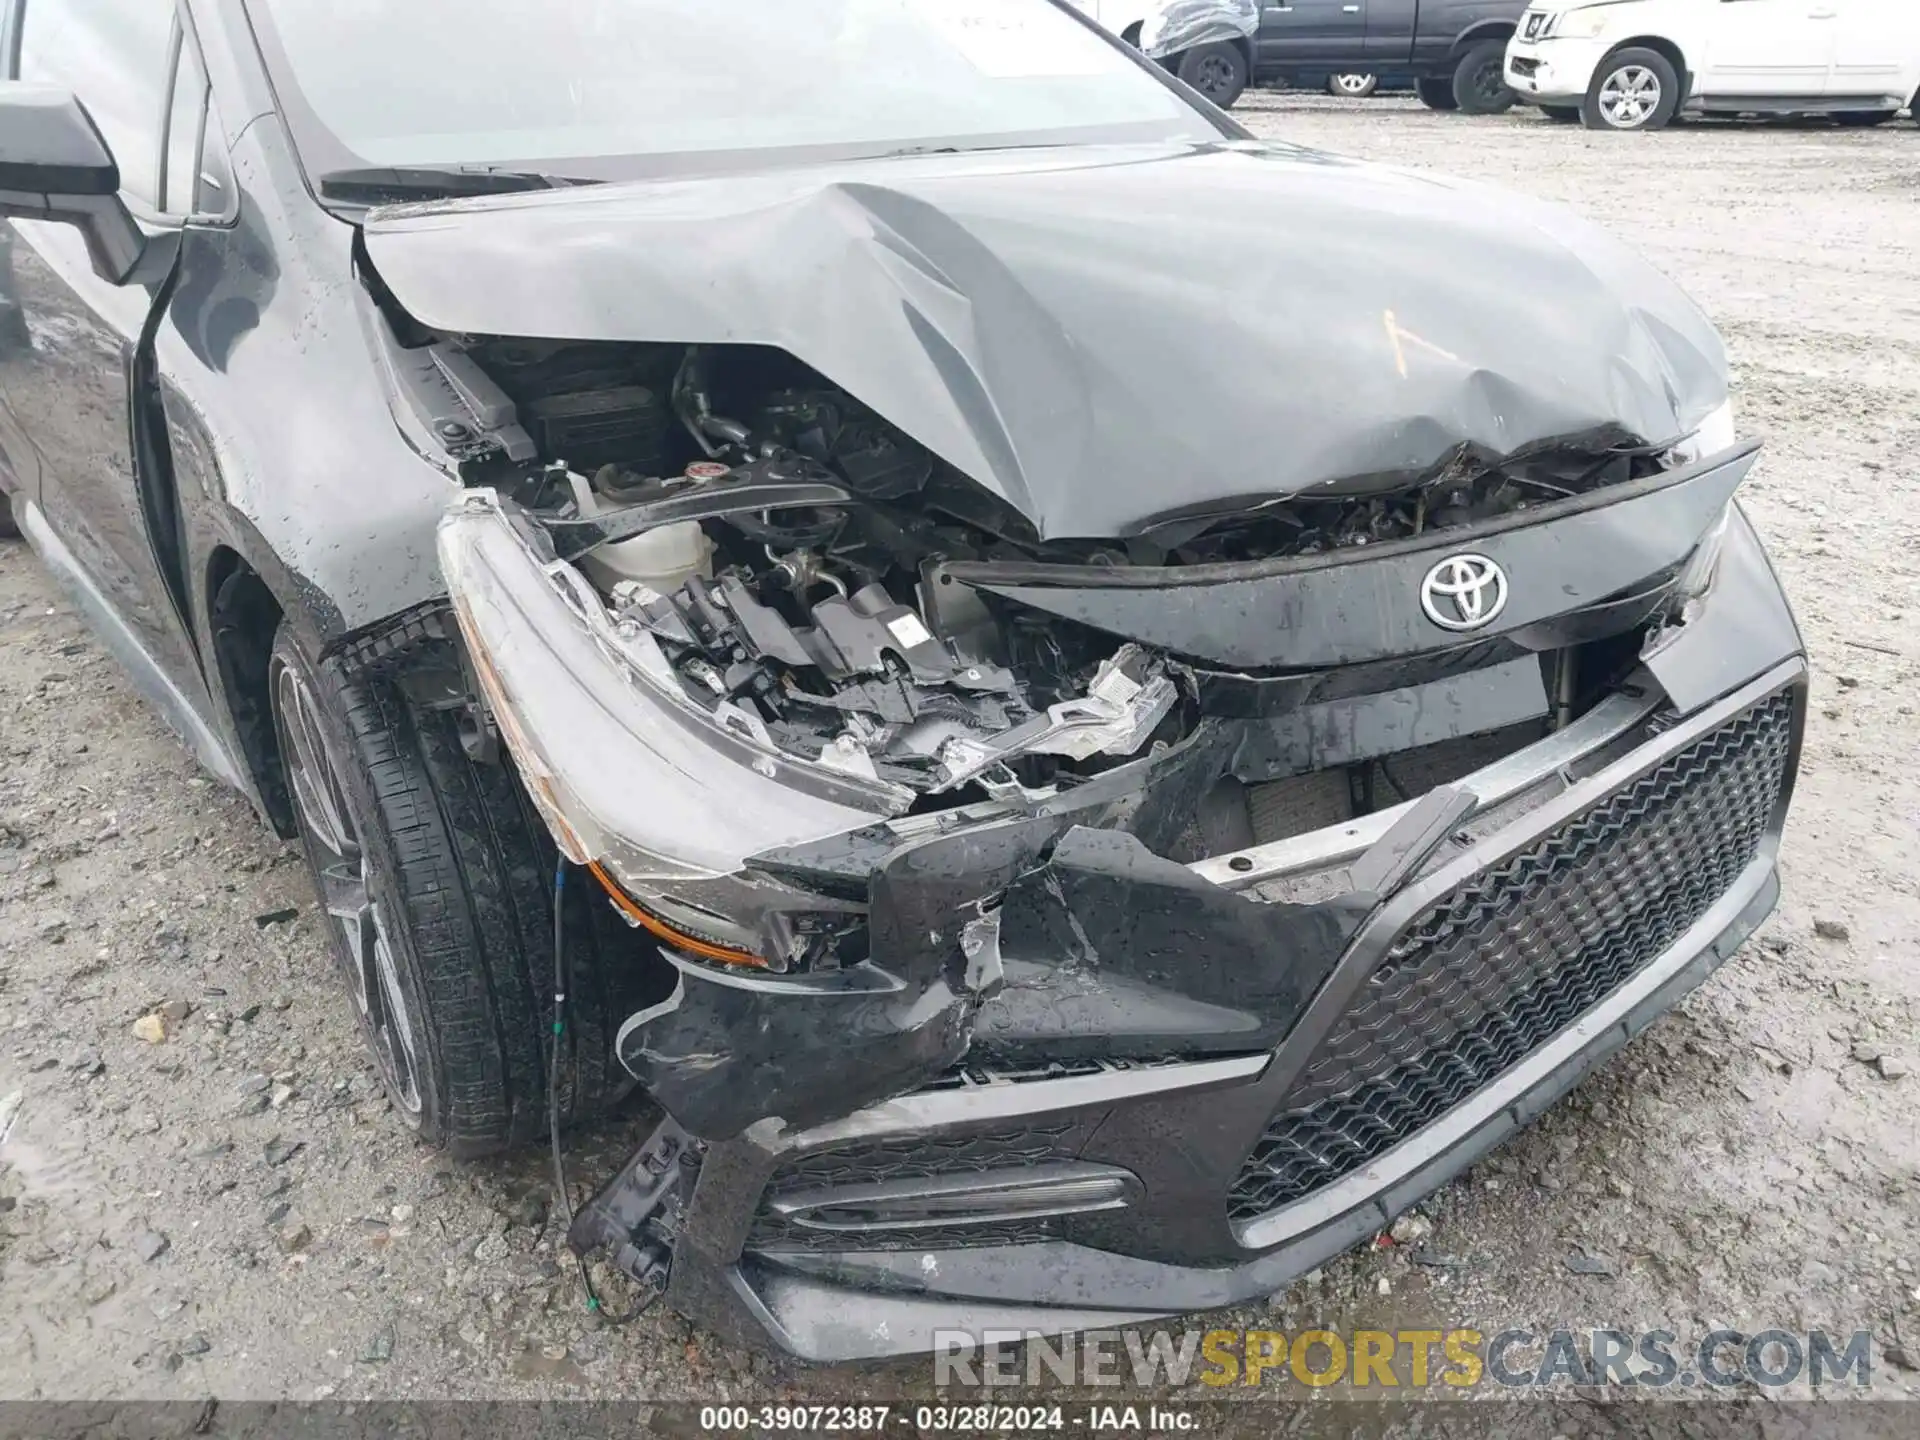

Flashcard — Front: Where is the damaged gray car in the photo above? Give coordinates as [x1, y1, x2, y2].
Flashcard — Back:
[0, 0, 1802, 1361]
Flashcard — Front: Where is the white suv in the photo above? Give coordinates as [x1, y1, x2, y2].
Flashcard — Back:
[1506, 0, 1920, 130]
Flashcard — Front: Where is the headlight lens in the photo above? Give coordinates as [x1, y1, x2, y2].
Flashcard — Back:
[1662, 398, 1737, 598]
[1549, 7, 1615, 39]
[1668, 397, 1737, 467]
[1674, 505, 1732, 600]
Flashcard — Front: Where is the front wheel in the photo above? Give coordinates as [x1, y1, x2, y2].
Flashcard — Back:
[1328, 73, 1378, 98]
[1582, 47, 1680, 131]
[1176, 43, 1249, 108]
[1416, 77, 1460, 112]
[1452, 39, 1516, 115]
[267, 624, 637, 1155]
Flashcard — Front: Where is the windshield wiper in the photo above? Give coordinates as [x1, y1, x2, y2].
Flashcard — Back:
[317, 166, 601, 204]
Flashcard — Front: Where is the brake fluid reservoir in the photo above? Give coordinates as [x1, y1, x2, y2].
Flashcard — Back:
[565, 471, 714, 597]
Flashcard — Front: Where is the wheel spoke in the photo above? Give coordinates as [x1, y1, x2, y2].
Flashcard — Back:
[316, 857, 376, 1014]
[369, 912, 423, 1113]
[319, 859, 368, 921]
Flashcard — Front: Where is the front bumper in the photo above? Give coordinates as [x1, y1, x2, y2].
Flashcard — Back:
[1506, 37, 1610, 103]
[644, 656, 1804, 1359]
[444, 443, 1807, 1359]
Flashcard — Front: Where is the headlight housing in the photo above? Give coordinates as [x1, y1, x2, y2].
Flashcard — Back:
[1543, 6, 1616, 40]
[439, 491, 882, 971]
[1667, 399, 1737, 599]
[1673, 504, 1732, 600]
[1669, 397, 1737, 468]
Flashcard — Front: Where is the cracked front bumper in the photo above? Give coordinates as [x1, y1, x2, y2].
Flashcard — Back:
[653, 657, 1804, 1359]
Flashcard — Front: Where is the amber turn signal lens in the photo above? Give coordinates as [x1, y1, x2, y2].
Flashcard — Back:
[586, 861, 767, 969]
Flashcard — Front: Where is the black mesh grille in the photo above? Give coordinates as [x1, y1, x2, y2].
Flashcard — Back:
[1229, 690, 1795, 1222]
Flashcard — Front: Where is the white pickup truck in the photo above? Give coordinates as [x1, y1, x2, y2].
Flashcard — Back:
[1506, 0, 1920, 130]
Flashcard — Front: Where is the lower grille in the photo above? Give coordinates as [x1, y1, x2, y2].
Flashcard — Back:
[750, 1122, 1080, 1252]
[1229, 689, 1795, 1222]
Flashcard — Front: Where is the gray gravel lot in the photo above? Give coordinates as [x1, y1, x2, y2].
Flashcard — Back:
[2, 95, 1918, 1406]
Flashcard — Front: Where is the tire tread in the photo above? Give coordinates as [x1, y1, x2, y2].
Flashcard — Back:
[283, 629, 629, 1156]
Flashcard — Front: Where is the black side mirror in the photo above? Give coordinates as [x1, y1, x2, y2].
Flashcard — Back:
[0, 83, 148, 284]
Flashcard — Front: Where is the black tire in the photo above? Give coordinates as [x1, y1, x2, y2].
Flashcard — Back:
[1417, 77, 1461, 112]
[1833, 110, 1896, 127]
[1452, 39, 1516, 115]
[1540, 104, 1581, 123]
[1582, 47, 1680, 131]
[1327, 73, 1378, 98]
[1176, 43, 1249, 108]
[0, 492, 17, 540]
[267, 624, 638, 1156]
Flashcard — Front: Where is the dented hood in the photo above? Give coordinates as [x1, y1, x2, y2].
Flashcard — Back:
[362, 140, 1727, 540]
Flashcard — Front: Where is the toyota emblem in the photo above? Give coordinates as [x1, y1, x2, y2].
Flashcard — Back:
[1421, 554, 1509, 632]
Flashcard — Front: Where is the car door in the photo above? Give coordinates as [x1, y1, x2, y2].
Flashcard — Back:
[0, 0, 209, 697]
[1257, 0, 1370, 68]
[1362, 0, 1418, 65]
[1699, 0, 1838, 97]
[1826, 0, 1917, 99]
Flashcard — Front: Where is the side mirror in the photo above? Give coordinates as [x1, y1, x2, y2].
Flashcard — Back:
[0, 83, 148, 285]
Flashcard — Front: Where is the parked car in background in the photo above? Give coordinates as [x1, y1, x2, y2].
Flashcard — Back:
[1136, 0, 1531, 110]
[1073, 2, 1419, 107]
[1507, 1, 1920, 131]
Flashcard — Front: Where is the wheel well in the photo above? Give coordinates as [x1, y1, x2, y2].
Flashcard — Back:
[1602, 35, 1689, 91]
[1450, 22, 1515, 59]
[207, 547, 295, 837]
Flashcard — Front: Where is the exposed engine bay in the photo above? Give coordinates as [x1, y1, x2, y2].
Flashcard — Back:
[409, 333, 1683, 808]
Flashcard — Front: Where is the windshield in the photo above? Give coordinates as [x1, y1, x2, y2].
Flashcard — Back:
[247, 0, 1220, 183]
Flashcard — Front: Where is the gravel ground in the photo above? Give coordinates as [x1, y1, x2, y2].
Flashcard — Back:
[2, 96, 1918, 1408]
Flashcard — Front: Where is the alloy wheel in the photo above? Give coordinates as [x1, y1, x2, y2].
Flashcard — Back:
[274, 662, 424, 1116]
[1598, 65, 1661, 128]
[1330, 73, 1376, 97]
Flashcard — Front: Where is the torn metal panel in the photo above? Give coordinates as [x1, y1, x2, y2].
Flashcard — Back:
[364, 140, 1728, 541]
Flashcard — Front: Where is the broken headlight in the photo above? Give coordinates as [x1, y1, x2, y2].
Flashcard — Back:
[439, 491, 888, 969]
[1669, 398, 1736, 469]
[1669, 399, 1737, 599]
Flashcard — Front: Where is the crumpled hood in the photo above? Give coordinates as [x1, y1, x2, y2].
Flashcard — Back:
[363, 140, 1727, 540]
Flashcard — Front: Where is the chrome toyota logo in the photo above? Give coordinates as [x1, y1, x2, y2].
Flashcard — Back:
[1421, 553, 1509, 631]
